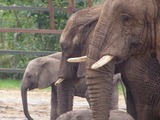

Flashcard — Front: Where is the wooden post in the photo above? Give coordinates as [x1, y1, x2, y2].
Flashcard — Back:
[88, 0, 92, 7]
[68, 0, 76, 16]
[48, 0, 55, 29]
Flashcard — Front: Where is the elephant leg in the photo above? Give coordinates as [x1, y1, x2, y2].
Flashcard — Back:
[50, 85, 58, 120]
[110, 85, 119, 110]
[118, 65, 136, 119]
[85, 90, 91, 107]
[57, 79, 74, 116]
[126, 88, 136, 119]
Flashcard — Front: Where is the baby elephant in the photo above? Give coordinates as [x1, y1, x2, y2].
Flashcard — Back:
[21, 52, 62, 120]
[21, 52, 89, 120]
[56, 109, 135, 120]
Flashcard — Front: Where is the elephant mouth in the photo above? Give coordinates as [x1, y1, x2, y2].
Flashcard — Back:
[29, 83, 38, 90]
[67, 55, 115, 69]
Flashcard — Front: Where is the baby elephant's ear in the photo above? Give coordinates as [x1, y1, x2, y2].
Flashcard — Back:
[38, 58, 60, 89]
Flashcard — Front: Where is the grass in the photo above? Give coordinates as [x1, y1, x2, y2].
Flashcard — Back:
[0, 79, 22, 90]
[0, 79, 124, 95]
[118, 83, 125, 95]
[0, 79, 51, 91]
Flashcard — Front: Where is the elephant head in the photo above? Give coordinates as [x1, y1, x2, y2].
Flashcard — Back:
[56, 7, 101, 115]
[58, 5, 102, 81]
[56, 5, 102, 116]
[21, 54, 61, 120]
[84, 0, 160, 120]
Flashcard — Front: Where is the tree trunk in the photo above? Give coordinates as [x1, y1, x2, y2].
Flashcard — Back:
[58, 53, 78, 79]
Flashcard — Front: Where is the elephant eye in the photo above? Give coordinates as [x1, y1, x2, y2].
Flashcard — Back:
[61, 44, 70, 56]
[28, 75, 32, 79]
[121, 14, 132, 27]
[61, 43, 69, 51]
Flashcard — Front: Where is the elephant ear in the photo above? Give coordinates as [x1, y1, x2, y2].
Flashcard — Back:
[38, 58, 60, 89]
[48, 52, 62, 60]
[156, 1, 160, 63]
[156, 17, 160, 63]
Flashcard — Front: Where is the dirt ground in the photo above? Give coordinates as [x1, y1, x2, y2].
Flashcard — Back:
[0, 89, 126, 120]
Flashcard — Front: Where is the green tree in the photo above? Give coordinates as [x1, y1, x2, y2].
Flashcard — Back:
[0, 0, 96, 79]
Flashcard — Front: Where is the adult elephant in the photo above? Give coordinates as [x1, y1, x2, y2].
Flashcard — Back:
[56, 5, 102, 116]
[68, 0, 160, 120]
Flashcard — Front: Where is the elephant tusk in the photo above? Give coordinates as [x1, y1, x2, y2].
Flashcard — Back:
[67, 56, 88, 63]
[91, 55, 114, 69]
[55, 78, 64, 86]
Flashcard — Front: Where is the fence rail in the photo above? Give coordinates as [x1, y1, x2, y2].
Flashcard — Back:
[0, 28, 63, 34]
[0, 6, 81, 12]
[0, 0, 93, 74]
[0, 50, 56, 56]
[0, 50, 57, 73]
[0, 68, 25, 73]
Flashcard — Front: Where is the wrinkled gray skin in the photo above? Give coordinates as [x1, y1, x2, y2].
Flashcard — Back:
[59, 1, 160, 120]
[21, 52, 121, 120]
[58, 4, 122, 118]
[21, 52, 61, 120]
[111, 73, 121, 110]
[58, 5, 102, 116]
[74, 73, 121, 111]
[85, 0, 160, 120]
[56, 109, 134, 120]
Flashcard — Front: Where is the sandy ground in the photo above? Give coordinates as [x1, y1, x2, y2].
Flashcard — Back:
[0, 89, 126, 120]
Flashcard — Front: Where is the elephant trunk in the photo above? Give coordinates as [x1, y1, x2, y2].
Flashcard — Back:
[86, 54, 115, 120]
[86, 2, 115, 120]
[58, 53, 78, 79]
[56, 80, 74, 116]
[21, 86, 33, 120]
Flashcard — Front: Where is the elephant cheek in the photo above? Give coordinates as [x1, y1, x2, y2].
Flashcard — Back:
[59, 56, 78, 79]
[29, 83, 38, 90]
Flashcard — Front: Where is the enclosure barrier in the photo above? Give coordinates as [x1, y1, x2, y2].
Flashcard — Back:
[0, 0, 92, 74]
[0, 50, 57, 73]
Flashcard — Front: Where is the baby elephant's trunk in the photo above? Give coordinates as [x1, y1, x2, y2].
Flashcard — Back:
[21, 86, 33, 120]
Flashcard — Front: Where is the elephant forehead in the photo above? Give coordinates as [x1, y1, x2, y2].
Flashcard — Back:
[108, 0, 157, 18]
[60, 16, 76, 43]
[26, 60, 39, 70]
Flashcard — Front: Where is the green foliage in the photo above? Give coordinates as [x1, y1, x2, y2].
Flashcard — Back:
[0, 0, 65, 79]
[92, 0, 106, 5]
[118, 83, 126, 95]
[0, 0, 105, 79]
